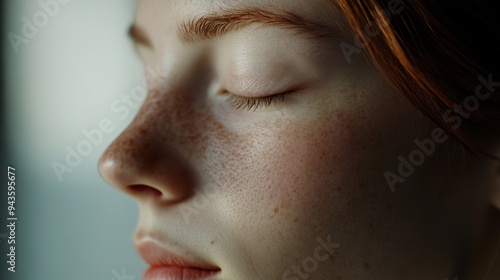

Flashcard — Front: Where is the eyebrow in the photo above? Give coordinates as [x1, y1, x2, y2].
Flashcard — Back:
[178, 7, 340, 42]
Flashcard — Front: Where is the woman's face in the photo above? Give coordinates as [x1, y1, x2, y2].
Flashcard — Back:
[99, 0, 499, 279]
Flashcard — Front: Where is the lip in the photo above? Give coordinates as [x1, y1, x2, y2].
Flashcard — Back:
[135, 236, 220, 280]
[144, 266, 219, 280]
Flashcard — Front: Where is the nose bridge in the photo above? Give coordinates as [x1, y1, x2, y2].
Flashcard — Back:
[146, 85, 206, 151]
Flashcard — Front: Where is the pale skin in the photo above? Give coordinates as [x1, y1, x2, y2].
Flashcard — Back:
[98, 0, 500, 279]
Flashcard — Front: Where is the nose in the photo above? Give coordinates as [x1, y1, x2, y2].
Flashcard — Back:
[98, 101, 197, 204]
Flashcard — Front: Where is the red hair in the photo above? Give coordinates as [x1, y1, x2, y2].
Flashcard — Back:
[334, 0, 500, 155]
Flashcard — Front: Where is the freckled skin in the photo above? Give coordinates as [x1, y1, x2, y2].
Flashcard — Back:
[99, 0, 500, 279]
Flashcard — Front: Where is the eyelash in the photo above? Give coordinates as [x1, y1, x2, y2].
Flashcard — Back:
[225, 92, 288, 111]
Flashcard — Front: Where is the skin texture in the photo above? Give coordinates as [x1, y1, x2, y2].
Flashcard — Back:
[99, 0, 500, 279]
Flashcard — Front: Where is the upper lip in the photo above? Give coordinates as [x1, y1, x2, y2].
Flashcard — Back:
[134, 235, 220, 271]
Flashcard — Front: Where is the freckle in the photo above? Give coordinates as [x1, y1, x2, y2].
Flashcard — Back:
[293, 217, 298, 223]
[124, 139, 134, 146]
[363, 262, 370, 270]
[210, 240, 215, 245]
[274, 207, 279, 214]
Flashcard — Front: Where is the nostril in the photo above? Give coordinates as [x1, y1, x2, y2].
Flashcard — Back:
[98, 132, 196, 203]
[127, 184, 163, 198]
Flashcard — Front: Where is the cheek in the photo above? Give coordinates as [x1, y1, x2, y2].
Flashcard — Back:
[213, 88, 415, 223]
[205, 80, 428, 267]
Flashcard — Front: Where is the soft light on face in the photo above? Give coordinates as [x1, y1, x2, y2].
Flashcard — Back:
[99, 0, 500, 279]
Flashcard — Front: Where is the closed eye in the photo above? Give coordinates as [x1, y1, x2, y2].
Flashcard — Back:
[225, 92, 288, 111]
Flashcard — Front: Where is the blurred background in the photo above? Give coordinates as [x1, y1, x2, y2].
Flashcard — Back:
[1, 0, 147, 279]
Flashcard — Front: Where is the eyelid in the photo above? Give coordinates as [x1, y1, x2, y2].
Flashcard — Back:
[225, 91, 288, 111]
